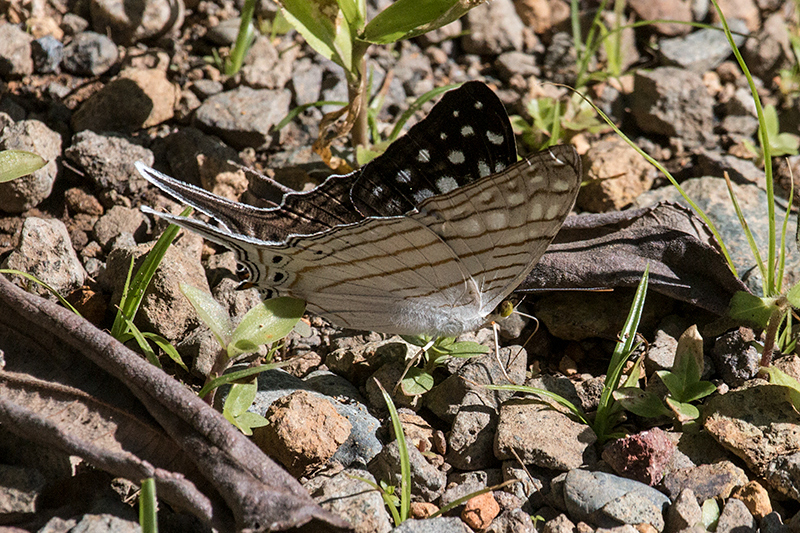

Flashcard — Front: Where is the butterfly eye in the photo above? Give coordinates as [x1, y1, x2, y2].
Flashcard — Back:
[236, 263, 251, 281]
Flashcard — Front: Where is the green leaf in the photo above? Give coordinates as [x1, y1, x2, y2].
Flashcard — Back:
[228, 297, 306, 358]
[400, 367, 435, 396]
[223, 382, 258, 418]
[665, 396, 700, 422]
[141, 332, 188, 372]
[180, 282, 233, 348]
[362, 0, 481, 44]
[197, 361, 292, 398]
[0, 150, 46, 183]
[760, 366, 800, 412]
[729, 291, 777, 328]
[278, 0, 354, 72]
[671, 325, 704, 393]
[441, 341, 490, 358]
[374, 379, 411, 523]
[613, 387, 672, 418]
[655, 370, 684, 398]
[680, 380, 717, 403]
[235, 411, 269, 430]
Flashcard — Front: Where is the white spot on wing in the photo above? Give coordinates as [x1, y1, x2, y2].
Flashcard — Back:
[461, 125, 475, 136]
[453, 110, 460, 117]
[529, 202, 543, 221]
[474, 101, 483, 109]
[373, 185, 383, 196]
[494, 161, 506, 172]
[440, 132, 447, 140]
[417, 149, 430, 162]
[436, 176, 458, 193]
[486, 131, 504, 145]
[397, 169, 412, 183]
[478, 160, 490, 177]
[485, 211, 507, 230]
[546, 203, 562, 219]
[448, 150, 465, 164]
[413, 189, 435, 203]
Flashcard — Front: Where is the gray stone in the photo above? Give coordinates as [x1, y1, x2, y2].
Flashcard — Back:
[759, 512, 787, 533]
[562, 470, 670, 529]
[485, 508, 536, 533]
[389, 517, 472, 533]
[62, 31, 118, 76]
[291, 58, 324, 106]
[630, 67, 715, 149]
[542, 514, 576, 533]
[0, 23, 34, 78]
[0, 119, 62, 213]
[64, 131, 153, 196]
[369, 440, 446, 502]
[306, 468, 393, 533]
[695, 149, 765, 188]
[494, 399, 598, 471]
[194, 87, 291, 150]
[93, 206, 149, 250]
[502, 461, 550, 513]
[715, 497, 756, 533]
[31, 35, 63, 74]
[3, 218, 87, 300]
[659, 20, 747, 72]
[662, 461, 748, 503]
[240, 34, 297, 90]
[665, 489, 702, 533]
[90, 0, 185, 45]
[711, 328, 760, 387]
[461, 0, 524, 54]
[439, 469, 504, 513]
[0, 465, 45, 513]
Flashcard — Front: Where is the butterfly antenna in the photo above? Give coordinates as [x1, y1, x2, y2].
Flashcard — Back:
[492, 322, 518, 385]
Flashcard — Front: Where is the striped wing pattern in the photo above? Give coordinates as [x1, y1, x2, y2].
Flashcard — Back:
[137, 83, 582, 336]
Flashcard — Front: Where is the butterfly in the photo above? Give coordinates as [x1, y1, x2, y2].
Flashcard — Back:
[137, 81, 581, 337]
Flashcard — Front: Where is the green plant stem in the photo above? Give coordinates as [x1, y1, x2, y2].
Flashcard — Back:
[226, 0, 256, 75]
[761, 299, 789, 367]
[349, 50, 370, 150]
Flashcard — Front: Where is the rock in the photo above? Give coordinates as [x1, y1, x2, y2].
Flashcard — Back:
[705, 384, 800, 476]
[161, 127, 241, 190]
[253, 390, 352, 477]
[743, 12, 794, 79]
[542, 32, 577, 86]
[410, 502, 439, 519]
[190, 79, 224, 99]
[562, 470, 670, 530]
[61, 13, 90, 35]
[542, 514, 577, 533]
[495, 51, 539, 81]
[715, 497, 756, 533]
[695, 149, 765, 188]
[368, 440, 446, 502]
[65, 131, 154, 197]
[661, 461, 748, 502]
[242, 369, 382, 467]
[485, 508, 536, 533]
[461, 492, 501, 530]
[72, 68, 179, 132]
[61, 31, 118, 76]
[2, 218, 87, 301]
[327, 336, 410, 385]
[90, 0, 185, 44]
[65, 187, 105, 216]
[577, 135, 657, 212]
[103, 239, 207, 341]
[240, 35, 297, 90]
[494, 398, 598, 471]
[436, 346, 527, 470]
[93, 205, 149, 250]
[710, 328, 760, 387]
[759, 512, 786, 533]
[502, 461, 550, 513]
[205, 16, 246, 45]
[440, 469, 504, 514]
[389, 517, 472, 533]
[0, 464, 45, 514]
[709, 0, 760, 32]
[659, 20, 747, 72]
[0, 119, 62, 213]
[461, 0, 524, 54]
[193, 87, 291, 150]
[31, 35, 63, 74]
[602, 428, 675, 486]
[514, 0, 567, 34]
[627, 0, 692, 36]
[0, 23, 34, 78]
[665, 489, 702, 532]
[630, 67, 715, 149]
[306, 468, 393, 533]
[291, 58, 324, 106]
[730, 480, 772, 519]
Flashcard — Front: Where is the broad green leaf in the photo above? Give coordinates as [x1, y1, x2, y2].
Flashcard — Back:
[142, 332, 188, 372]
[278, 0, 351, 70]
[223, 382, 258, 418]
[0, 150, 46, 183]
[235, 411, 269, 430]
[400, 367, 435, 396]
[442, 341, 490, 358]
[665, 397, 700, 422]
[760, 366, 800, 412]
[680, 380, 717, 403]
[672, 325, 704, 390]
[656, 370, 685, 398]
[363, 0, 485, 44]
[228, 297, 305, 358]
[180, 282, 233, 348]
[613, 387, 672, 418]
[729, 291, 776, 327]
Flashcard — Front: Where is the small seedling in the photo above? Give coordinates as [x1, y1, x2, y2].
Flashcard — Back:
[487, 266, 650, 443]
[180, 282, 305, 429]
[614, 325, 716, 428]
[743, 104, 800, 164]
[397, 335, 489, 397]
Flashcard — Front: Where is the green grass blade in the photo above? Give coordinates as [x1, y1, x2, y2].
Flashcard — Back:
[141, 332, 188, 372]
[722, 172, 767, 288]
[374, 378, 410, 523]
[122, 315, 162, 367]
[225, 0, 256, 75]
[139, 478, 158, 533]
[273, 101, 349, 132]
[0, 269, 82, 317]
[483, 384, 589, 425]
[197, 361, 294, 398]
[711, 0, 775, 293]
[430, 479, 519, 518]
[349, 474, 403, 526]
[112, 208, 192, 339]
